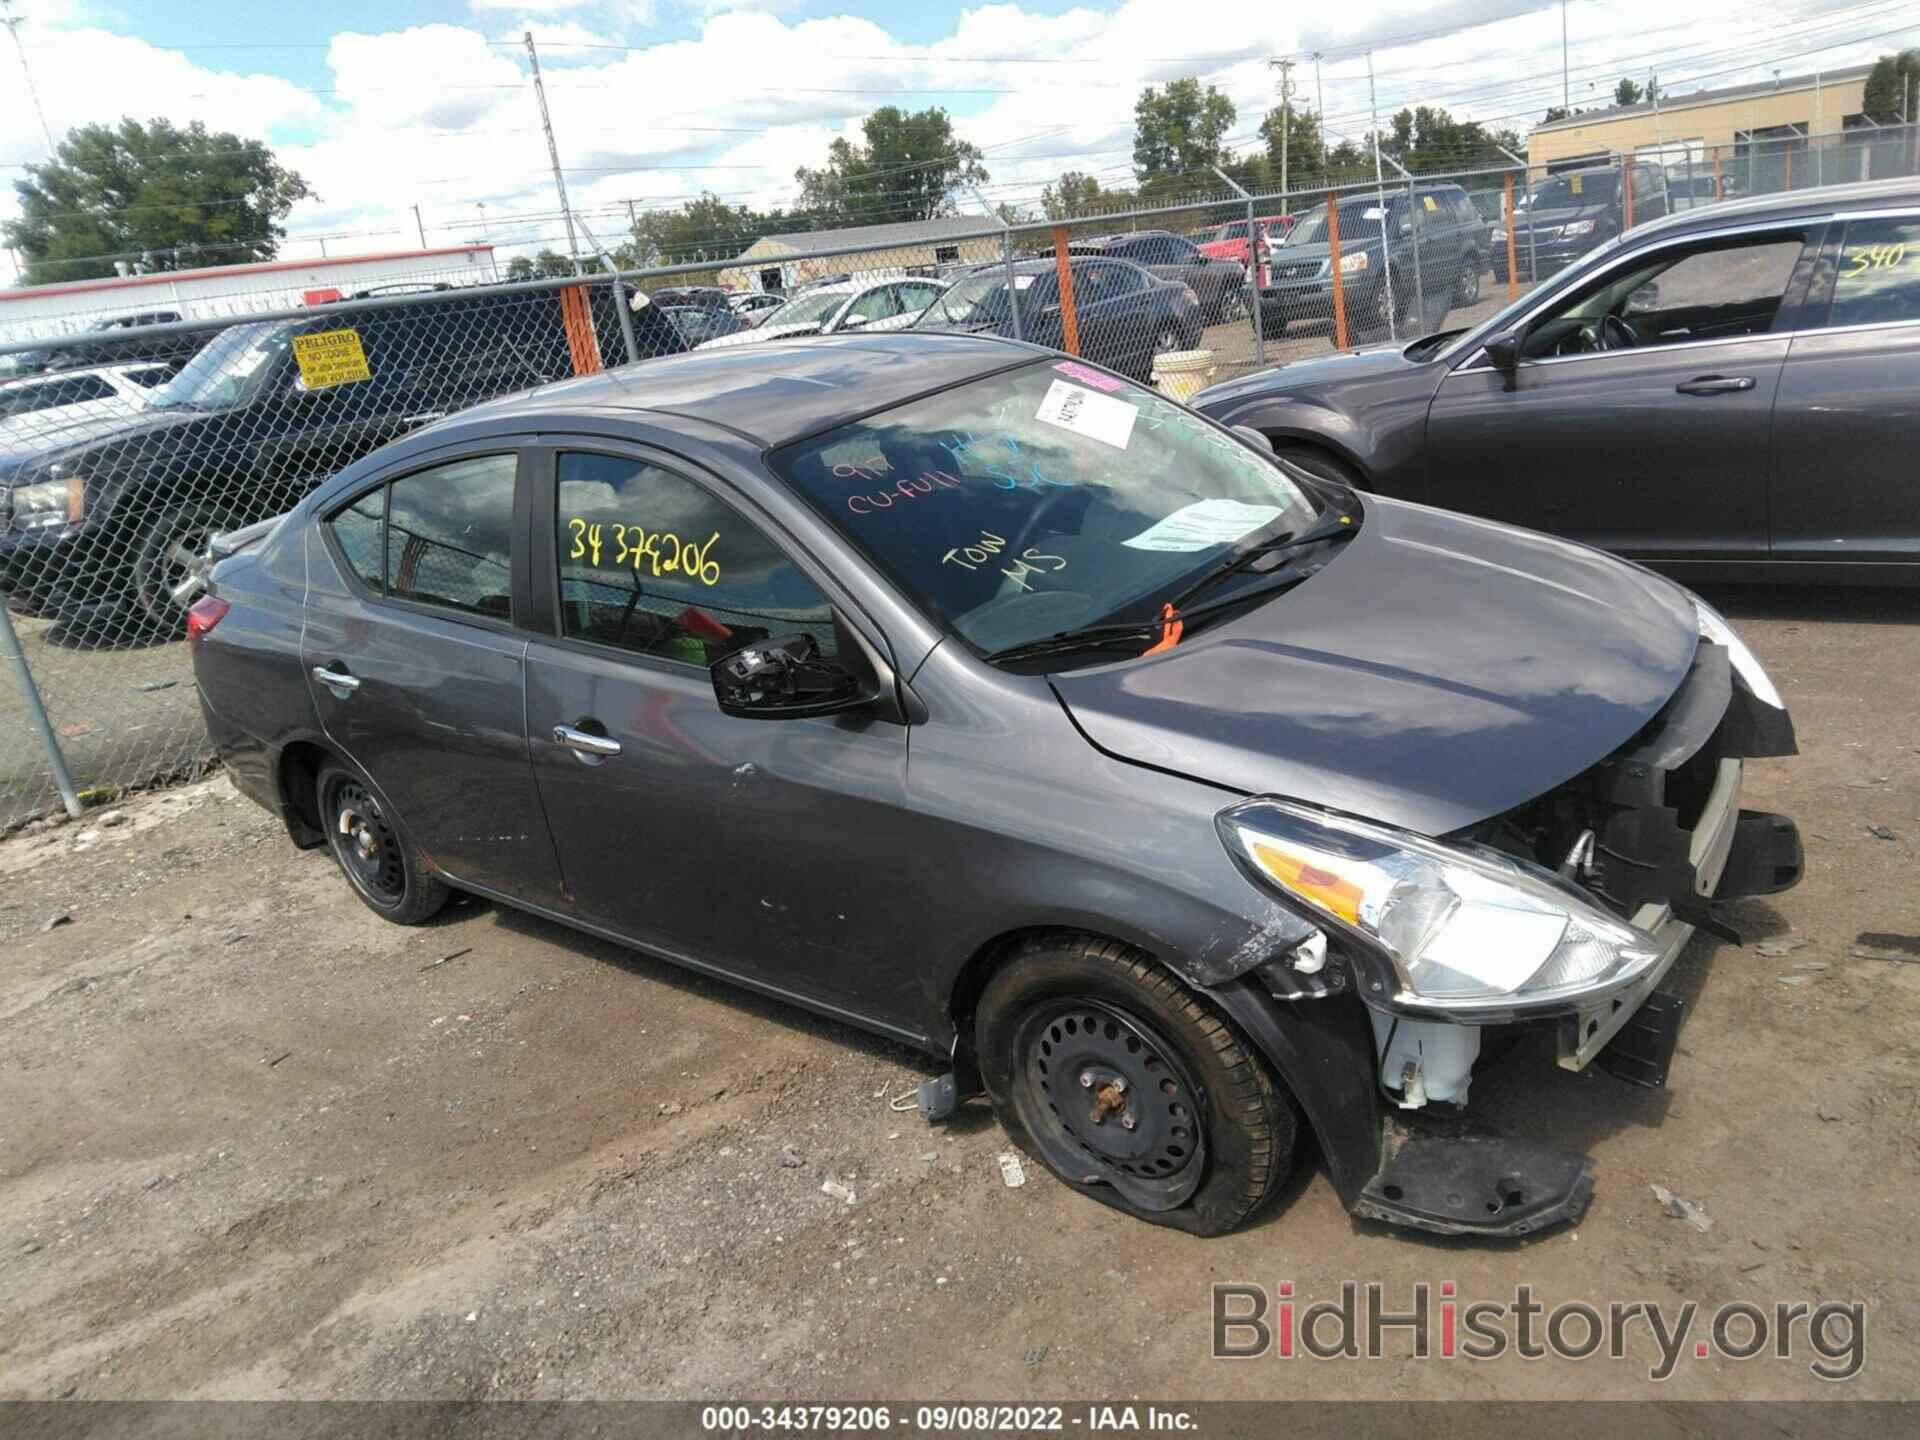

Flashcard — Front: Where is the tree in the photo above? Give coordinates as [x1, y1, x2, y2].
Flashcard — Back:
[628, 193, 768, 266]
[1258, 100, 1325, 191]
[1041, 170, 1117, 220]
[1613, 78, 1644, 107]
[1379, 106, 1523, 174]
[1863, 49, 1920, 123]
[1133, 78, 1236, 185]
[4, 118, 312, 285]
[794, 107, 987, 227]
[504, 249, 574, 282]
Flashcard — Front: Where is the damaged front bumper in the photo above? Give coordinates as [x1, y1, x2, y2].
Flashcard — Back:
[1221, 635, 1804, 1241]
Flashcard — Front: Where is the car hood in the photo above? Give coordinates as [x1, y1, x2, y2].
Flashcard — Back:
[0, 405, 204, 481]
[1049, 496, 1700, 836]
[1511, 202, 1609, 229]
[1191, 342, 1422, 411]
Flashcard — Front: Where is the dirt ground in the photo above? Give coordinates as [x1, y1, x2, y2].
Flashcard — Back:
[2, 580, 1917, 1404]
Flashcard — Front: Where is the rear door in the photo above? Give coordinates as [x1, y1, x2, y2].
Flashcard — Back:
[520, 444, 921, 1027]
[301, 445, 564, 903]
[1425, 222, 1822, 560]
[1770, 210, 1920, 564]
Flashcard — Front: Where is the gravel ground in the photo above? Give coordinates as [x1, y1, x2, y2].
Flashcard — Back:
[1, 509, 1915, 1402]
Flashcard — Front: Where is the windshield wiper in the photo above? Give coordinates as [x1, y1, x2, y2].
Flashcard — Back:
[984, 619, 1166, 666]
[1165, 507, 1358, 614]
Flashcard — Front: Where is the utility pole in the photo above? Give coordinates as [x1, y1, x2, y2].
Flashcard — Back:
[475, 202, 490, 241]
[1313, 52, 1325, 129]
[1271, 58, 1297, 198]
[1366, 52, 1397, 342]
[2, 0, 57, 158]
[1561, 0, 1570, 114]
[412, 204, 427, 250]
[524, 29, 582, 274]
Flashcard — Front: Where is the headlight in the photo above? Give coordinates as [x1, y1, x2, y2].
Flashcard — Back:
[1561, 219, 1597, 236]
[1218, 799, 1660, 1013]
[1693, 596, 1782, 708]
[1338, 251, 1370, 274]
[8, 470, 85, 532]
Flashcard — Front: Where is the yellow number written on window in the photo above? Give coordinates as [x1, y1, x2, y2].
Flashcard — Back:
[1841, 242, 1912, 280]
[567, 517, 721, 585]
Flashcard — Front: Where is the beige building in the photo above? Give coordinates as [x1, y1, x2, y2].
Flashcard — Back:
[1528, 63, 1877, 177]
[717, 216, 1002, 294]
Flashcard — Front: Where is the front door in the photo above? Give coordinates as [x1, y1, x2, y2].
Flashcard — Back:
[1423, 224, 1821, 560]
[521, 447, 922, 1029]
[1770, 212, 1920, 565]
[301, 447, 565, 903]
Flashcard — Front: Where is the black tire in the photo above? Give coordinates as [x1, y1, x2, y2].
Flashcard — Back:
[1455, 257, 1482, 305]
[1273, 442, 1366, 490]
[975, 936, 1299, 1237]
[129, 502, 221, 632]
[316, 760, 450, 925]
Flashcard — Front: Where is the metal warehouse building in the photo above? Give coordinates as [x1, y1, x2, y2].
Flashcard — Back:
[717, 216, 1001, 294]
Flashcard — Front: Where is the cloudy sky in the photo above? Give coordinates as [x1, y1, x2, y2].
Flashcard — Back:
[0, 0, 1912, 283]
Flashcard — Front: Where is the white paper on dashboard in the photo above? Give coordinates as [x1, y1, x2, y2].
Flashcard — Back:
[1034, 378, 1138, 450]
[1122, 498, 1283, 552]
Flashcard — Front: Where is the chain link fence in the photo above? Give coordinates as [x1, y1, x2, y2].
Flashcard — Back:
[2, 127, 1917, 828]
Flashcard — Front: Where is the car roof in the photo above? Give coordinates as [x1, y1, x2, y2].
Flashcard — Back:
[0, 360, 153, 387]
[452, 331, 1043, 448]
[1623, 174, 1920, 245]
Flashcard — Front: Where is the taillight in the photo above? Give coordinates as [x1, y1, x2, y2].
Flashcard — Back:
[186, 595, 229, 650]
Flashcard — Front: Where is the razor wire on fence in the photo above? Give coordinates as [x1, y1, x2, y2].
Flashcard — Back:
[1, 127, 1917, 828]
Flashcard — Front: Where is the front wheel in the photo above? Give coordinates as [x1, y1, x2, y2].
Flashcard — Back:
[976, 936, 1300, 1236]
[1455, 258, 1482, 305]
[129, 502, 221, 632]
[316, 760, 450, 925]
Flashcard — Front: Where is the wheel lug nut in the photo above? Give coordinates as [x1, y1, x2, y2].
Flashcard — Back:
[1120, 1115, 1136, 1131]
[1079, 1072, 1095, 1089]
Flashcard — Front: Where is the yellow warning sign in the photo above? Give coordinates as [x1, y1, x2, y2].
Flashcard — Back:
[1569, 173, 1584, 195]
[291, 328, 372, 390]
[1422, 194, 1438, 212]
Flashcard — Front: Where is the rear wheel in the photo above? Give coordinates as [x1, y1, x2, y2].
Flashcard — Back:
[316, 760, 449, 925]
[1455, 257, 1482, 305]
[976, 936, 1299, 1236]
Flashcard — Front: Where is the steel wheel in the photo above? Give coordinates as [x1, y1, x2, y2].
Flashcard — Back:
[327, 777, 407, 907]
[131, 506, 218, 629]
[1456, 263, 1482, 305]
[1152, 323, 1180, 356]
[1009, 997, 1208, 1211]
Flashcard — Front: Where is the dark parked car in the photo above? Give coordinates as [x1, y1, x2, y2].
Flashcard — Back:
[1194, 176, 1920, 584]
[1494, 161, 1671, 282]
[1067, 230, 1247, 321]
[663, 304, 746, 347]
[1262, 183, 1488, 334]
[649, 285, 734, 312]
[191, 333, 1801, 1240]
[912, 258, 1200, 382]
[0, 284, 667, 632]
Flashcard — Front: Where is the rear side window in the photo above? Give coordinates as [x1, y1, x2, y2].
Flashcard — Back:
[325, 454, 516, 619]
[1827, 218, 1920, 328]
[556, 451, 835, 665]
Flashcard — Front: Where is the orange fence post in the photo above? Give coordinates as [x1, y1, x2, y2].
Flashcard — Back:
[561, 285, 603, 376]
[1623, 161, 1634, 231]
[1784, 147, 1793, 191]
[1714, 152, 1723, 201]
[1327, 192, 1348, 352]
[1504, 173, 1518, 300]
[1050, 225, 1082, 357]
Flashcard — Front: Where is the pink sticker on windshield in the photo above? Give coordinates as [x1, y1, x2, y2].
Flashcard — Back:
[1052, 360, 1126, 392]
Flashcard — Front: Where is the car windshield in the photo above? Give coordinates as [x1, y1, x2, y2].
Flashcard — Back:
[771, 359, 1326, 659]
[915, 270, 1036, 328]
[148, 322, 289, 412]
[1521, 171, 1617, 210]
[1287, 198, 1395, 246]
[758, 290, 849, 329]
[1215, 221, 1249, 242]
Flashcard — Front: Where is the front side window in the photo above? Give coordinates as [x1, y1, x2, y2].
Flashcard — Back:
[772, 360, 1324, 659]
[842, 286, 901, 327]
[1519, 233, 1808, 358]
[384, 456, 516, 618]
[557, 452, 835, 665]
[1826, 217, 1920, 328]
[148, 322, 292, 413]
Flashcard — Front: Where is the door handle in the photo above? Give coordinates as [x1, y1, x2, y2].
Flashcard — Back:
[1675, 375, 1755, 395]
[552, 724, 621, 762]
[311, 664, 360, 695]
[402, 411, 446, 425]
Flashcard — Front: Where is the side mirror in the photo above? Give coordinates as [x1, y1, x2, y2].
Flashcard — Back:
[839, 313, 871, 329]
[1482, 329, 1523, 391]
[711, 632, 875, 720]
[1232, 425, 1275, 454]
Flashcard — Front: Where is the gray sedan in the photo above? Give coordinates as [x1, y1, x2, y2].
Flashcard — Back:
[190, 333, 1801, 1239]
